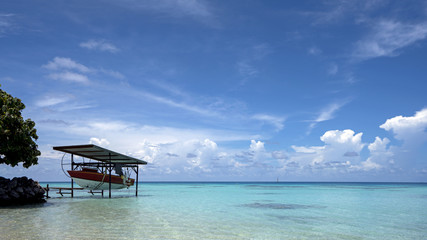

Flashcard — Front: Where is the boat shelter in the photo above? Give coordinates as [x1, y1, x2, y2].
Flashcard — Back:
[53, 144, 147, 198]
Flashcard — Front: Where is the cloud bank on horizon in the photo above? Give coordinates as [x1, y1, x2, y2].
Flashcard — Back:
[1, 0, 427, 181]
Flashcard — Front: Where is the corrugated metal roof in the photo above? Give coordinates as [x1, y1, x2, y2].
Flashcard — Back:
[53, 144, 147, 165]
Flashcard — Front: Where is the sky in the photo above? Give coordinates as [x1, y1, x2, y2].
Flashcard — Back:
[1, 0, 427, 182]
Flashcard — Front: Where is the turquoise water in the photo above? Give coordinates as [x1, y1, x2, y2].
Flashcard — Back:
[1, 182, 427, 239]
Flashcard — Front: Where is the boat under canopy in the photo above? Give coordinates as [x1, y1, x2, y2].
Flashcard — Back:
[53, 144, 147, 197]
[67, 167, 135, 190]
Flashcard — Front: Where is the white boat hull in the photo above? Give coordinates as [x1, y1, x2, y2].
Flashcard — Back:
[71, 177, 129, 190]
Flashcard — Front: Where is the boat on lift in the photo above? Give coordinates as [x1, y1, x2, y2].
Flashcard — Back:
[68, 167, 135, 190]
[53, 144, 147, 197]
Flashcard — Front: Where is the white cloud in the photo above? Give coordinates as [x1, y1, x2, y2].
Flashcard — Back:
[80, 40, 119, 53]
[271, 151, 287, 160]
[289, 129, 364, 170]
[356, 159, 382, 171]
[292, 145, 324, 154]
[38, 119, 256, 149]
[356, 136, 392, 170]
[252, 114, 285, 131]
[353, 20, 427, 60]
[89, 137, 110, 147]
[287, 109, 427, 176]
[43, 57, 91, 73]
[133, 138, 225, 176]
[48, 71, 89, 84]
[250, 140, 265, 152]
[320, 129, 363, 147]
[379, 108, 427, 154]
[380, 108, 427, 141]
[368, 136, 390, 152]
[30, 109, 427, 180]
[321, 129, 364, 163]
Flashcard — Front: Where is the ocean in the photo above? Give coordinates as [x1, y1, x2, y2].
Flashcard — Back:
[1, 182, 426, 239]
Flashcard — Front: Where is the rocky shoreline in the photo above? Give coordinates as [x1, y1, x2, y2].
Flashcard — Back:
[0, 176, 46, 206]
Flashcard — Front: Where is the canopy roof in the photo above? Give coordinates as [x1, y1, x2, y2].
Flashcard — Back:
[53, 144, 147, 165]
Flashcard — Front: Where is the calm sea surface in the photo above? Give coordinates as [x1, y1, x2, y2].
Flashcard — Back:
[1, 182, 426, 239]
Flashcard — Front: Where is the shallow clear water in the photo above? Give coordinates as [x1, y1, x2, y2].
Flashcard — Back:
[1, 182, 426, 239]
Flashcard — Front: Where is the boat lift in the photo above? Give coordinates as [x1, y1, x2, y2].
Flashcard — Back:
[52, 144, 147, 198]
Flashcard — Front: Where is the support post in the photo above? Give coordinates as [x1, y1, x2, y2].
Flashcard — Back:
[136, 166, 139, 196]
[71, 154, 74, 198]
[109, 153, 112, 198]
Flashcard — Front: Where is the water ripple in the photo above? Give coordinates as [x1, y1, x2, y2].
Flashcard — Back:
[241, 202, 325, 210]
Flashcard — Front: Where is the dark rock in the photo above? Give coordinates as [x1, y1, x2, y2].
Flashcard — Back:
[15, 186, 24, 193]
[0, 176, 46, 206]
[25, 187, 35, 196]
[0, 194, 10, 201]
[9, 190, 20, 199]
[10, 178, 18, 189]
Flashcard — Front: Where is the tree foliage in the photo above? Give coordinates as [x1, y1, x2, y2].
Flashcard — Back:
[0, 86, 40, 168]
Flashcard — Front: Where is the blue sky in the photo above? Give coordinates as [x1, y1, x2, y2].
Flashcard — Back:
[1, 0, 427, 182]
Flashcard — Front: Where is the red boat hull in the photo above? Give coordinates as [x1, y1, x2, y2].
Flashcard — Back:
[67, 170, 134, 189]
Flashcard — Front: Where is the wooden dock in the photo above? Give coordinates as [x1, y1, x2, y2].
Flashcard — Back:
[44, 184, 104, 198]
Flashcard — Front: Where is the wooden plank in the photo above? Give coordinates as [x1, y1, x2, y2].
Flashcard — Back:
[50, 187, 84, 190]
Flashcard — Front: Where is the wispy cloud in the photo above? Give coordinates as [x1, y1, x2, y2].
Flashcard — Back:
[146, 79, 188, 98]
[99, 68, 125, 79]
[131, 88, 219, 117]
[353, 20, 427, 61]
[315, 102, 344, 122]
[237, 61, 258, 79]
[252, 114, 286, 132]
[112, 0, 218, 27]
[80, 39, 119, 53]
[47, 71, 89, 84]
[308, 46, 322, 55]
[143, 0, 213, 18]
[237, 43, 271, 85]
[305, 0, 387, 25]
[0, 13, 14, 36]
[34, 94, 94, 112]
[328, 63, 338, 75]
[308, 101, 348, 133]
[43, 57, 91, 73]
[42, 57, 125, 84]
[35, 95, 70, 107]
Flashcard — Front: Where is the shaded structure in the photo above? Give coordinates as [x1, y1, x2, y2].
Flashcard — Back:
[53, 144, 147, 198]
